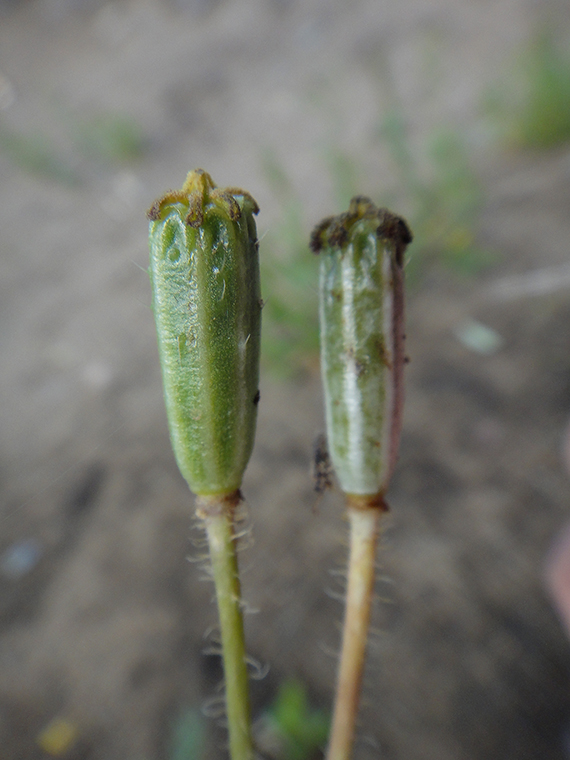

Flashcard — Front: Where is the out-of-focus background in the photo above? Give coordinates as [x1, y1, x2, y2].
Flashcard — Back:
[1, 0, 570, 758]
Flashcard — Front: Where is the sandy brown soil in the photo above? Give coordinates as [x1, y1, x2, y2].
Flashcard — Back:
[1, 0, 570, 758]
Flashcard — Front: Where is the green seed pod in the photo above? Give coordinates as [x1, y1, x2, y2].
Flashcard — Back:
[311, 197, 412, 498]
[147, 169, 261, 496]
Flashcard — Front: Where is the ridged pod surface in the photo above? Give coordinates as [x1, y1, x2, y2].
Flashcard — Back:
[148, 170, 261, 496]
[311, 197, 412, 498]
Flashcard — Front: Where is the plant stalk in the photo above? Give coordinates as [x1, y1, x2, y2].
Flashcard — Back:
[327, 499, 385, 760]
[197, 492, 254, 760]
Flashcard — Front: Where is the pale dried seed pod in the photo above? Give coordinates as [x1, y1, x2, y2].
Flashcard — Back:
[311, 197, 412, 498]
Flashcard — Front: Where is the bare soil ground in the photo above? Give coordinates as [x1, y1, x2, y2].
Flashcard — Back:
[1, 1, 570, 758]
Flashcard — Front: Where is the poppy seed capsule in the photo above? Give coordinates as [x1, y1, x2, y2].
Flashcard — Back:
[148, 169, 261, 496]
[311, 197, 412, 498]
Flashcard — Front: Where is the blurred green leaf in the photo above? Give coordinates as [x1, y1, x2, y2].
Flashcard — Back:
[267, 680, 329, 760]
[74, 112, 146, 163]
[379, 113, 493, 280]
[487, 33, 570, 149]
[259, 152, 320, 375]
[169, 706, 206, 760]
[0, 123, 78, 184]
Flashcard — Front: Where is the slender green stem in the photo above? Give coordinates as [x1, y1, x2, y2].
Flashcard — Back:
[327, 500, 384, 760]
[197, 492, 254, 760]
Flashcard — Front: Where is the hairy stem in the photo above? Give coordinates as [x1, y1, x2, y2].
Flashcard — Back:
[327, 500, 384, 760]
[197, 492, 253, 760]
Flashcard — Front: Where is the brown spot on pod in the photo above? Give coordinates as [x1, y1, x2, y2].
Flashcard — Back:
[313, 433, 333, 495]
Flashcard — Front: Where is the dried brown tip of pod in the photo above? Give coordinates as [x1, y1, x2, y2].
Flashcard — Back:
[311, 198, 413, 263]
[224, 188, 261, 216]
[376, 209, 413, 266]
[146, 199, 163, 221]
[309, 216, 335, 254]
